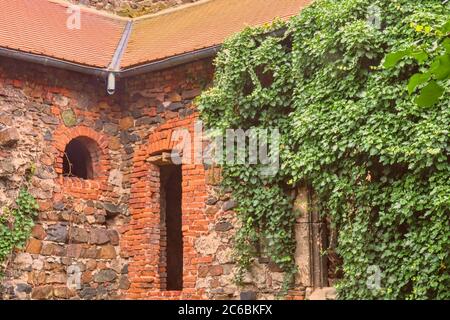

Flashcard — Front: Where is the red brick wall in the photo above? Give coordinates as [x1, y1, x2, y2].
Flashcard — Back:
[119, 60, 213, 299]
[124, 114, 210, 299]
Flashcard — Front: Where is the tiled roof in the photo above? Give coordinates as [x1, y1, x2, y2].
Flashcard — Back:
[0, 0, 127, 68]
[122, 0, 312, 68]
[0, 0, 312, 70]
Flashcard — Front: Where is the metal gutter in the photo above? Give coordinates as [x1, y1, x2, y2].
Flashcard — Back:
[119, 45, 221, 78]
[0, 44, 220, 80]
[0, 46, 108, 77]
[105, 20, 134, 94]
[0, 27, 288, 91]
[0, 44, 219, 91]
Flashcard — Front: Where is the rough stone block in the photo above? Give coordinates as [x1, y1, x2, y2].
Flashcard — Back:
[89, 229, 110, 245]
[0, 127, 19, 146]
[240, 291, 257, 300]
[61, 109, 77, 127]
[98, 245, 116, 259]
[31, 286, 53, 300]
[214, 221, 233, 232]
[46, 223, 68, 243]
[70, 228, 89, 243]
[94, 269, 117, 283]
[26, 238, 43, 254]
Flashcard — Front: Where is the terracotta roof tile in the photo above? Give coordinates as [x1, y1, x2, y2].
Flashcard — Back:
[0, 0, 127, 68]
[0, 0, 312, 70]
[122, 0, 311, 68]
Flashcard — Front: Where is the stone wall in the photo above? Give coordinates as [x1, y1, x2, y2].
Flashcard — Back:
[0, 55, 310, 300]
[69, 0, 202, 16]
[0, 58, 129, 300]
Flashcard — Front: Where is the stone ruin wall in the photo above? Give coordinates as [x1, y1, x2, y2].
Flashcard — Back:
[0, 57, 129, 299]
[0, 56, 313, 300]
[68, 0, 203, 16]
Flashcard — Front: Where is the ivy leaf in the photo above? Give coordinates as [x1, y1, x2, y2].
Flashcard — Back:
[443, 38, 450, 53]
[384, 50, 428, 69]
[410, 51, 428, 64]
[415, 81, 445, 107]
[383, 50, 411, 68]
[429, 54, 450, 80]
[441, 21, 450, 33]
[408, 72, 431, 95]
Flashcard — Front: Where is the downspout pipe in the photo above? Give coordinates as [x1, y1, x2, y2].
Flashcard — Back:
[106, 20, 133, 95]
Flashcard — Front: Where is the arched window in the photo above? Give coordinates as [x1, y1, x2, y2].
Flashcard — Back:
[63, 137, 98, 179]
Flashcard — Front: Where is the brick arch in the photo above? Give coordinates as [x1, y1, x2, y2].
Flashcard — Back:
[63, 136, 100, 179]
[53, 126, 111, 199]
[146, 115, 201, 158]
[147, 129, 174, 156]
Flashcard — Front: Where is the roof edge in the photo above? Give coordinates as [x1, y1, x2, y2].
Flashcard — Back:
[49, 0, 214, 23]
[0, 46, 108, 77]
[119, 45, 221, 78]
[0, 27, 287, 79]
[0, 43, 220, 81]
[0, 43, 219, 79]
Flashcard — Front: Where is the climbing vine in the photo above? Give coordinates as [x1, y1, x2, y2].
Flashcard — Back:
[198, 0, 449, 299]
[384, 19, 450, 106]
[0, 167, 39, 279]
[199, 19, 299, 294]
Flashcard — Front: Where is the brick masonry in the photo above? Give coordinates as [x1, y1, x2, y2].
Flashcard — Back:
[0, 55, 310, 300]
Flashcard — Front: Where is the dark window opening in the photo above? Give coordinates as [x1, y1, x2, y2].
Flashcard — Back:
[280, 34, 293, 53]
[160, 164, 183, 291]
[242, 65, 275, 97]
[255, 65, 274, 89]
[63, 137, 94, 179]
[242, 71, 254, 96]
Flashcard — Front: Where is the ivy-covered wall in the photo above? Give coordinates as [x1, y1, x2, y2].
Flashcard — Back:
[198, 0, 449, 299]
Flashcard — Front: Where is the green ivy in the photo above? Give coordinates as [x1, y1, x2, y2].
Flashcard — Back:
[385, 19, 450, 106]
[199, 19, 299, 294]
[199, 0, 449, 299]
[0, 188, 39, 278]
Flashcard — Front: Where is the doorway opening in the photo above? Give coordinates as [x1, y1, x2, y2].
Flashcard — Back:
[160, 164, 183, 291]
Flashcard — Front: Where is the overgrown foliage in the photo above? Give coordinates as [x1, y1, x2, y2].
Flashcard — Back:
[198, 0, 449, 299]
[0, 172, 39, 278]
[384, 19, 450, 106]
[199, 18, 299, 293]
